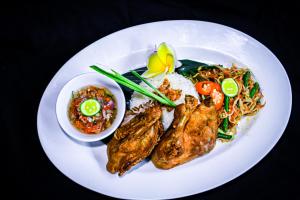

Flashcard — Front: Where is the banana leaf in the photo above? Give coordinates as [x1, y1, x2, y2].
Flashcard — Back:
[176, 59, 208, 76]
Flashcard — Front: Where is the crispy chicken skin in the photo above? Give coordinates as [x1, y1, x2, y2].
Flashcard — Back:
[151, 96, 218, 169]
[107, 102, 163, 175]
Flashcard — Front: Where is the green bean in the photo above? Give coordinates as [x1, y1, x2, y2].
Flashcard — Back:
[250, 82, 259, 98]
[243, 71, 251, 87]
[222, 117, 229, 132]
[217, 132, 233, 140]
[224, 96, 229, 112]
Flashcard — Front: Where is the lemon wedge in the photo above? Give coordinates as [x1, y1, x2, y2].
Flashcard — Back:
[143, 42, 176, 78]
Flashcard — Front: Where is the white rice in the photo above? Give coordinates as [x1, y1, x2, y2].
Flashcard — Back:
[130, 73, 199, 130]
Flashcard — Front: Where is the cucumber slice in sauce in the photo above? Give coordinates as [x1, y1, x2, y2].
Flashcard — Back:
[80, 99, 101, 116]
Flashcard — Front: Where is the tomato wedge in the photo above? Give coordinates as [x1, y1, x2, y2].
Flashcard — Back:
[195, 81, 224, 110]
[195, 81, 215, 95]
[212, 82, 221, 92]
[211, 88, 224, 110]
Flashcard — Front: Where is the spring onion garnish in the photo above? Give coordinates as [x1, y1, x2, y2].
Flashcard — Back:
[130, 70, 176, 107]
[90, 65, 176, 107]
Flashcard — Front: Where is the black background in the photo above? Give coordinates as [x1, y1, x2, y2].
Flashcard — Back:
[2, 1, 299, 199]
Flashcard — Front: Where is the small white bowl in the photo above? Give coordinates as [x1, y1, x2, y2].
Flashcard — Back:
[56, 72, 126, 142]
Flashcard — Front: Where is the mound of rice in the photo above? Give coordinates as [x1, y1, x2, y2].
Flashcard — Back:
[130, 72, 199, 130]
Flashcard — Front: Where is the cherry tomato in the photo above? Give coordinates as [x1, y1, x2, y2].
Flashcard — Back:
[211, 88, 224, 110]
[104, 97, 111, 102]
[103, 105, 110, 110]
[195, 81, 224, 109]
[195, 81, 215, 95]
[212, 82, 221, 92]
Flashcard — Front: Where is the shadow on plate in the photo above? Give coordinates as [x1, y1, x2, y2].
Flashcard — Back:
[59, 125, 112, 147]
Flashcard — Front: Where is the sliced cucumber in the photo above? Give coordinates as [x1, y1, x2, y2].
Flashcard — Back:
[80, 99, 101, 116]
[221, 78, 239, 97]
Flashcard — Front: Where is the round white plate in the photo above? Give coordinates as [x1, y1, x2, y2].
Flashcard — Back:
[37, 20, 292, 199]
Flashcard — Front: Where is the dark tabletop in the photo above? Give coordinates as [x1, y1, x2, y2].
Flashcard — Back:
[2, 1, 299, 199]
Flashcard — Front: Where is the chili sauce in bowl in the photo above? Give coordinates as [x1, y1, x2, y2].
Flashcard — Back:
[68, 86, 117, 134]
[56, 73, 125, 142]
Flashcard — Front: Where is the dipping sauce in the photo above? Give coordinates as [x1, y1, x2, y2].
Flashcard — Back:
[68, 86, 117, 134]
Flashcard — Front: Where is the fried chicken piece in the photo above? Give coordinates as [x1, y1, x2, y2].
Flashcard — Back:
[107, 102, 163, 175]
[151, 96, 218, 169]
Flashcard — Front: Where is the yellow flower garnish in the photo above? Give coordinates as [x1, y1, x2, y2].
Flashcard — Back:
[143, 42, 176, 78]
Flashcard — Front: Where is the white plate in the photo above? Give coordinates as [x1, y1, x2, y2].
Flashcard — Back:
[37, 20, 292, 199]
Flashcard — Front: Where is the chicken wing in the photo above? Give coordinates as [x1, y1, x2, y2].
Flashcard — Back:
[107, 102, 163, 175]
[151, 96, 218, 169]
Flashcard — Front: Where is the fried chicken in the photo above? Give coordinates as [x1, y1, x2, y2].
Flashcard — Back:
[151, 96, 218, 169]
[107, 102, 164, 175]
